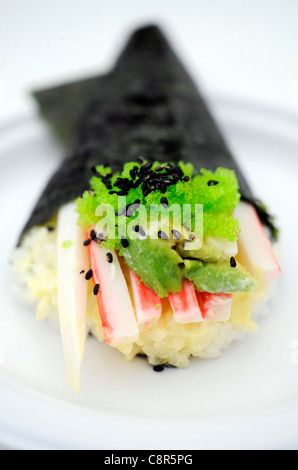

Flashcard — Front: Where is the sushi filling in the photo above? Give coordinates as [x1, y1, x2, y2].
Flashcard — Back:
[12, 160, 281, 390]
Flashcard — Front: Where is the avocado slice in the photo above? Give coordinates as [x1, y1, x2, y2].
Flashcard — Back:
[120, 235, 258, 298]
[176, 243, 226, 263]
[121, 237, 184, 298]
[184, 259, 258, 293]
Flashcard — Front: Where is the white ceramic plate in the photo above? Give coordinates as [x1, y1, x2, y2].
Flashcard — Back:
[0, 97, 297, 450]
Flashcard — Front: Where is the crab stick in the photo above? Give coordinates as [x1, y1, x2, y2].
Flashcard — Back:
[234, 202, 281, 282]
[57, 202, 89, 392]
[88, 235, 139, 346]
[197, 292, 233, 322]
[129, 270, 162, 331]
[169, 279, 204, 323]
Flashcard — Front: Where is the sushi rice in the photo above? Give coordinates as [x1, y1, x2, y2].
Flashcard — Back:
[12, 221, 276, 370]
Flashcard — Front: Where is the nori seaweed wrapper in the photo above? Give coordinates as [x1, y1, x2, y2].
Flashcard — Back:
[19, 24, 277, 243]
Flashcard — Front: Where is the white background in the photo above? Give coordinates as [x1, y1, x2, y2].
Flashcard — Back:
[0, 0, 298, 126]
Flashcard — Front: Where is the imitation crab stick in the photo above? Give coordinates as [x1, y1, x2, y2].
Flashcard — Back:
[57, 202, 89, 392]
[168, 279, 204, 323]
[197, 292, 233, 322]
[88, 235, 139, 346]
[234, 202, 281, 282]
[129, 269, 162, 331]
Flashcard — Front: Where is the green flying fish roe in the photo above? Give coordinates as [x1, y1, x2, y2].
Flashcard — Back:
[76, 160, 241, 251]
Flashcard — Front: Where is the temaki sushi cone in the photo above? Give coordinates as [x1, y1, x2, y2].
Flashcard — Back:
[20, 24, 277, 242]
[13, 25, 281, 390]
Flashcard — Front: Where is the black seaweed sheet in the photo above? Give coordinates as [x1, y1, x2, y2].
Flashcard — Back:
[19, 25, 277, 243]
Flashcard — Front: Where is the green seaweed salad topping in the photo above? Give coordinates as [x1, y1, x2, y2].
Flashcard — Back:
[77, 160, 241, 251]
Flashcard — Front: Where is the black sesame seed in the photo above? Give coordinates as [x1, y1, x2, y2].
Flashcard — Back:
[103, 181, 112, 190]
[133, 225, 140, 233]
[172, 173, 180, 182]
[230, 256, 237, 268]
[155, 165, 165, 172]
[134, 178, 142, 188]
[106, 252, 113, 263]
[207, 180, 219, 186]
[90, 229, 97, 240]
[171, 229, 181, 240]
[126, 201, 141, 217]
[183, 175, 190, 182]
[83, 239, 91, 246]
[114, 178, 123, 188]
[93, 284, 100, 296]
[121, 237, 129, 248]
[158, 230, 168, 240]
[161, 183, 167, 194]
[129, 169, 136, 180]
[136, 157, 143, 164]
[163, 178, 172, 185]
[46, 226, 55, 232]
[138, 226, 146, 237]
[80, 270, 85, 274]
[153, 365, 164, 372]
[160, 197, 168, 207]
[143, 162, 153, 171]
[85, 269, 93, 280]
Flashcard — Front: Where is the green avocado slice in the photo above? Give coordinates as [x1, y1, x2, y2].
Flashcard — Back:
[183, 259, 258, 293]
[121, 238, 184, 298]
[121, 236, 258, 298]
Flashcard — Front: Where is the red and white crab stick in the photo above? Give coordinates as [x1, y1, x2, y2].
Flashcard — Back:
[88, 233, 139, 347]
[169, 279, 204, 323]
[57, 202, 90, 392]
[234, 201, 281, 282]
[197, 292, 233, 322]
[169, 280, 233, 323]
[129, 270, 162, 331]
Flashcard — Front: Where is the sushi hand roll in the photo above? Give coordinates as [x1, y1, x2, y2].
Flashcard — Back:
[12, 25, 281, 391]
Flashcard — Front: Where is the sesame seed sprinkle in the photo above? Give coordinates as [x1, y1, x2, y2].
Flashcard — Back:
[85, 269, 93, 280]
[171, 229, 181, 240]
[121, 237, 129, 248]
[158, 230, 168, 240]
[160, 197, 168, 207]
[93, 284, 100, 296]
[153, 365, 164, 372]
